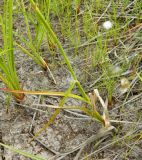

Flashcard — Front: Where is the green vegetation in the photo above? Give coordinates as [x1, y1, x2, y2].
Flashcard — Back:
[0, 0, 141, 159]
[0, 0, 24, 101]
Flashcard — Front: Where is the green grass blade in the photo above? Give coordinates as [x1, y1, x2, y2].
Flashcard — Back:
[136, 72, 142, 81]
[0, 0, 25, 100]
[0, 88, 89, 104]
[32, 82, 76, 140]
[0, 142, 46, 160]
[20, 0, 33, 43]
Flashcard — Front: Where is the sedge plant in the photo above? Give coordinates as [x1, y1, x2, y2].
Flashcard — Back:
[0, 0, 24, 101]
[21, 0, 111, 139]
[0, 0, 113, 141]
[15, 0, 47, 70]
[15, 0, 56, 83]
[0, 0, 109, 141]
[3, 80, 106, 141]
[35, 0, 56, 52]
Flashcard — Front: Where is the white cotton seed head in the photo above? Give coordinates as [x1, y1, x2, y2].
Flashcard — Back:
[120, 78, 130, 88]
[119, 78, 130, 94]
[103, 21, 113, 30]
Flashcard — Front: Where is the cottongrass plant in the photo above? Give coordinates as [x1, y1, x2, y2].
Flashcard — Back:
[103, 21, 113, 30]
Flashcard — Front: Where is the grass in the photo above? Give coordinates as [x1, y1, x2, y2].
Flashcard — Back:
[15, 0, 47, 70]
[0, 0, 24, 101]
[14, 0, 56, 83]
[0, 0, 142, 159]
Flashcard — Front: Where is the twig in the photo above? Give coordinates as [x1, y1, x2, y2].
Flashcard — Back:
[46, 65, 57, 84]
[29, 95, 41, 132]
